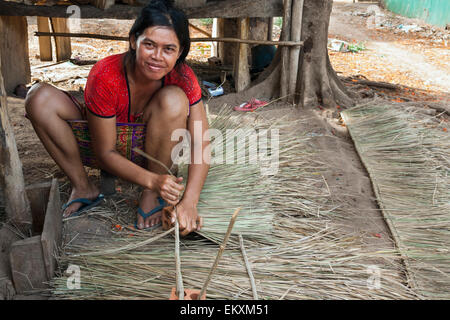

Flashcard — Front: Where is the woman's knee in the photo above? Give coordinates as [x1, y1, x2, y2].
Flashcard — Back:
[25, 82, 80, 121]
[25, 83, 56, 118]
[152, 85, 189, 121]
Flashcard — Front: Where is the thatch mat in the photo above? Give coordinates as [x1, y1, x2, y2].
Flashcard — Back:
[41, 105, 419, 300]
[4, 96, 421, 299]
[342, 102, 450, 299]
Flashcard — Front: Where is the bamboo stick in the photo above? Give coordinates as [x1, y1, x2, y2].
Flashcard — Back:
[189, 22, 212, 38]
[34, 32, 303, 47]
[239, 234, 258, 300]
[174, 218, 184, 300]
[198, 208, 241, 299]
[288, 0, 304, 104]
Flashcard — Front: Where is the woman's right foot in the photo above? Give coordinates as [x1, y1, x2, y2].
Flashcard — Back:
[62, 184, 101, 218]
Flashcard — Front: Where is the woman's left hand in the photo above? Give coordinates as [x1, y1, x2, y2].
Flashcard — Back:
[162, 200, 203, 236]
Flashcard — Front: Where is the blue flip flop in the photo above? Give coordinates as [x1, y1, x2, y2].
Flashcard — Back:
[62, 194, 105, 217]
[134, 196, 167, 230]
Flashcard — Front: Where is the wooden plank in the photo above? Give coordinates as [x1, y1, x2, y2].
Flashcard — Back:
[40, 178, 61, 281]
[233, 18, 251, 92]
[10, 236, 47, 293]
[37, 17, 52, 62]
[0, 48, 32, 230]
[0, 16, 31, 94]
[0, 0, 283, 19]
[26, 181, 52, 235]
[0, 226, 20, 300]
[50, 17, 71, 62]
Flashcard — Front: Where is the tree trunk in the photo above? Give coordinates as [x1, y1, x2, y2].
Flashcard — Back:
[295, 0, 354, 108]
[212, 0, 354, 110]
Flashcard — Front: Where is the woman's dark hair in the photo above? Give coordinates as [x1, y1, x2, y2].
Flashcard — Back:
[125, 0, 190, 68]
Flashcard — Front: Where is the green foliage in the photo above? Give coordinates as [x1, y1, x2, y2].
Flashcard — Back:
[348, 42, 366, 53]
[274, 17, 283, 28]
[199, 18, 213, 26]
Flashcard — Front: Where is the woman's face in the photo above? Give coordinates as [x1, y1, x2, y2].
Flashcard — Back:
[132, 26, 182, 81]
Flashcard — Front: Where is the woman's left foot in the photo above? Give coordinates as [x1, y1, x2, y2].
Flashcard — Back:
[137, 189, 162, 229]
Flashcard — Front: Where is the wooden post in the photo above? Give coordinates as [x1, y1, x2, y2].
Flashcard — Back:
[0, 16, 31, 94]
[233, 17, 250, 92]
[218, 18, 238, 66]
[37, 17, 52, 62]
[280, 0, 292, 102]
[217, 18, 225, 60]
[0, 49, 32, 230]
[267, 17, 273, 41]
[50, 17, 71, 62]
[92, 0, 115, 10]
[288, 0, 304, 104]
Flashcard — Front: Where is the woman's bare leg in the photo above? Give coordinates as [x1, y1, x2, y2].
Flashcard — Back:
[136, 85, 189, 229]
[25, 83, 100, 217]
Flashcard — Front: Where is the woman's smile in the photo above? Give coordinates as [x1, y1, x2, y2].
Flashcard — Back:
[133, 26, 182, 81]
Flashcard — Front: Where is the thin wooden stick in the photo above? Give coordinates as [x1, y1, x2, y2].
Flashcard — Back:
[189, 22, 212, 38]
[239, 234, 258, 300]
[198, 208, 241, 299]
[132, 147, 175, 177]
[174, 219, 184, 300]
[34, 32, 304, 46]
[74, 227, 175, 257]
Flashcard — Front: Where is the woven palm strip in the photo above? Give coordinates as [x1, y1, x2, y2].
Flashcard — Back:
[342, 103, 450, 299]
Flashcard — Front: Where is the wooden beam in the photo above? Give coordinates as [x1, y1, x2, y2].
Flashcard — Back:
[37, 17, 52, 62]
[0, 44, 32, 230]
[35, 31, 304, 46]
[50, 17, 72, 62]
[0, 0, 283, 19]
[233, 18, 251, 92]
[0, 16, 31, 94]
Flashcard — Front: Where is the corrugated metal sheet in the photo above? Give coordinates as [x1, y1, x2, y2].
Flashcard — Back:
[383, 0, 450, 28]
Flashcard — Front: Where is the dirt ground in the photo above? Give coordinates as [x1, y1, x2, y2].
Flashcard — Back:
[1, 0, 449, 299]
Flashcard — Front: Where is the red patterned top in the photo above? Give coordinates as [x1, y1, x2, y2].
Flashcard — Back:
[84, 53, 202, 123]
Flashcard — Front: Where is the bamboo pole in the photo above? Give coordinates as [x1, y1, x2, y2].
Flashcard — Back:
[239, 234, 258, 300]
[174, 218, 184, 300]
[288, 0, 304, 104]
[34, 32, 304, 47]
[189, 22, 212, 38]
[198, 208, 241, 299]
[280, 0, 292, 102]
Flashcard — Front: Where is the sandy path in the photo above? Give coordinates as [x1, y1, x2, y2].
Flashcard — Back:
[330, 1, 450, 93]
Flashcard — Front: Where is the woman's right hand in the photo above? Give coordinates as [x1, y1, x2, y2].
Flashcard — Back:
[154, 175, 184, 206]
